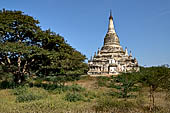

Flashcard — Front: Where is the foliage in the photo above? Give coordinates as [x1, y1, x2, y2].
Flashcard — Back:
[69, 84, 85, 92]
[44, 75, 81, 87]
[109, 73, 140, 100]
[97, 76, 110, 87]
[0, 9, 44, 84]
[64, 84, 87, 102]
[0, 80, 16, 89]
[50, 84, 85, 94]
[29, 76, 83, 91]
[83, 91, 97, 100]
[0, 71, 17, 89]
[16, 92, 44, 102]
[0, 9, 88, 85]
[64, 92, 84, 102]
[139, 66, 170, 90]
[0, 77, 170, 113]
[13, 86, 27, 95]
[13, 86, 48, 102]
[139, 66, 170, 111]
[35, 30, 88, 77]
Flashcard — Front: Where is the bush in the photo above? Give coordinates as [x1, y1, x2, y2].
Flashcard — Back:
[63, 84, 86, 102]
[13, 86, 48, 102]
[0, 80, 16, 89]
[97, 76, 110, 87]
[51, 86, 70, 94]
[16, 92, 44, 102]
[13, 86, 27, 95]
[69, 84, 85, 92]
[84, 91, 96, 99]
[109, 73, 140, 100]
[64, 92, 84, 102]
[44, 75, 81, 85]
[50, 84, 85, 94]
[32, 79, 58, 90]
[0, 73, 17, 89]
[108, 91, 123, 98]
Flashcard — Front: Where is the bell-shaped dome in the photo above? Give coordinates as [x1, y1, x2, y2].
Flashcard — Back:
[104, 33, 120, 46]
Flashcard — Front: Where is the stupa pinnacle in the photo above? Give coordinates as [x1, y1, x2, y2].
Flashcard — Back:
[107, 10, 116, 34]
[88, 11, 139, 75]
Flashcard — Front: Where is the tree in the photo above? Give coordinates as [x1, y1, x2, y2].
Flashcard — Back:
[0, 9, 40, 43]
[0, 9, 44, 84]
[36, 29, 88, 76]
[0, 9, 88, 85]
[139, 66, 170, 111]
[110, 72, 140, 100]
[0, 41, 50, 83]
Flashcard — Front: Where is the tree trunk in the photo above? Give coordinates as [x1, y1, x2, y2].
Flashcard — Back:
[149, 86, 152, 111]
[14, 53, 26, 84]
[152, 90, 155, 113]
[22, 61, 27, 73]
[6, 56, 11, 64]
[17, 54, 22, 83]
[6, 56, 11, 70]
[18, 53, 21, 73]
[149, 85, 156, 112]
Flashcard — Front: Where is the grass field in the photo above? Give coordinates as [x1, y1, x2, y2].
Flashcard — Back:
[0, 76, 170, 113]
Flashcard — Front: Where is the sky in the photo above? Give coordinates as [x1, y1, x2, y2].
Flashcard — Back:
[0, 0, 170, 66]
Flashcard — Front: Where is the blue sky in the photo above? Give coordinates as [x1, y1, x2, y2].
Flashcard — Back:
[1, 0, 170, 66]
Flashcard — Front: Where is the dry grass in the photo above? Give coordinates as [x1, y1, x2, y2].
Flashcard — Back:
[0, 76, 170, 113]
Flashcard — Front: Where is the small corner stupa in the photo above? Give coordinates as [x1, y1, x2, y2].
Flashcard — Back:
[88, 11, 139, 76]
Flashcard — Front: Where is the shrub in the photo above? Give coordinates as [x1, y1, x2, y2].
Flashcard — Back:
[63, 84, 86, 102]
[64, 92, 84, 102]
[108, 91, 123, 98]
[0, 80, 16, 89]
[52, 86, 70, 94]
[84, 91, 96, 99]
[65, 75, 81, 81]
[44, 75, 81, 87]
[50, 84, 85, 94]
[13, 86, 48, 102]
[13, 86, 27, 95]
[32, 79, 58, 90]
[109, 73, 140, 100]
[16, 92, 44, 102]
[97, 76, 110, 87]
[69, 84, 85, 92]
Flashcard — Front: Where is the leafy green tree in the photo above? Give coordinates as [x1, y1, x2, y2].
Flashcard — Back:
[0, 9, 45, 84]
[0, 9, 88, 85]
[0, 41, 49, 84]
[37, 29, 88, 76]
[0, 9, 40, 43]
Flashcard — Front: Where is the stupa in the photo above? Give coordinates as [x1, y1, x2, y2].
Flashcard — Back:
[88, 11, 139, 75]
